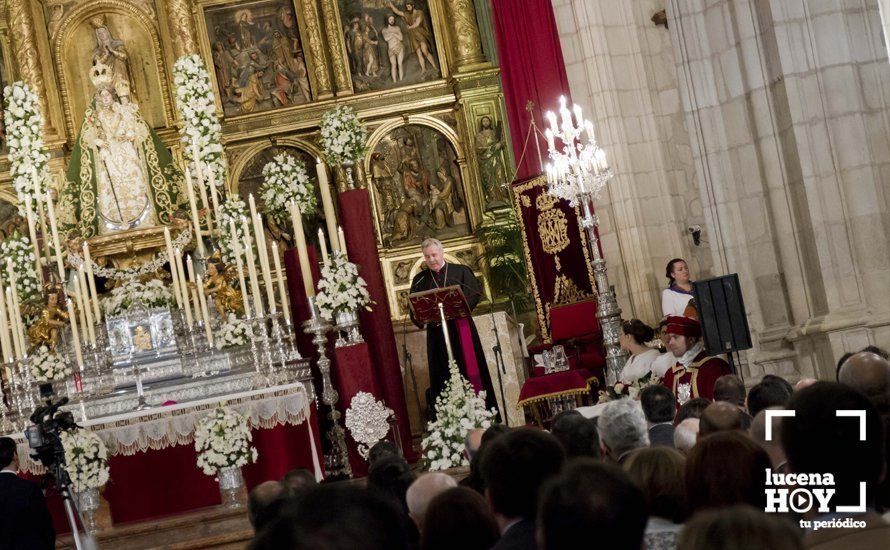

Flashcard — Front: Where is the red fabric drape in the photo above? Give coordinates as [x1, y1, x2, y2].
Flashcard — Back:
[333, 342, 380, 476]
[492, 0, 572, 179]
[339, 189, 414, 460]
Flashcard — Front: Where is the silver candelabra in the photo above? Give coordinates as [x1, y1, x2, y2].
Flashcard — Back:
[545, 96, 629, 382]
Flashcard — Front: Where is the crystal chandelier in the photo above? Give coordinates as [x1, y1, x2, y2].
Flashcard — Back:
[544, 96, 628, 382]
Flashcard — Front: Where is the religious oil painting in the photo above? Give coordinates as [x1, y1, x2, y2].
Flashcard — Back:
[370, 125, 469, 248]
[338, 0, 442, 93]
[474, 114, 510, 209]
[204, 0, 312, 117]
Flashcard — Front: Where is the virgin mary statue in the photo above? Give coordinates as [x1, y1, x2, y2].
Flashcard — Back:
[59, 62, 185, 240]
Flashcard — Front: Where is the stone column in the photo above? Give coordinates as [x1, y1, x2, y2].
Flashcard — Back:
[319, 0, 352, 95]
[166, 0, 198, 59]
[443, 0, 486, 71]
[302, 0, 334, 98]
[6, 0, 50, 129]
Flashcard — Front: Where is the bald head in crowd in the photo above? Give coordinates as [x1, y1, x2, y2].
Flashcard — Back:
[750, 407, 787, 471]
[838, 351, 890, 404]
[699, 401, 748, 437]
[406, 473, 457, 530]
[673, 418, 699, 453]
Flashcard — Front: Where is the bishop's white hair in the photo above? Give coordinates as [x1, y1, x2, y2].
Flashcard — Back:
[421, 238, 444, 251]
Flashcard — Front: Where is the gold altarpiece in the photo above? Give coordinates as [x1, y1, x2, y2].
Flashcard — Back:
[0, 0, 514, 318]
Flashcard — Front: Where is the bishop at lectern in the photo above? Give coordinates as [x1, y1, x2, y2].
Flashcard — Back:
[409, 238, 498, 419]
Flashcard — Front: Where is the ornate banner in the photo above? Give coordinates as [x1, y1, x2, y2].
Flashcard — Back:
[512, 174, 596, 342]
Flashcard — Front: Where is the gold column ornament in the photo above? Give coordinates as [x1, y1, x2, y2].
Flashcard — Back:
[301, 0, 334, 99]
[6, 0, 50, 126]
[443, 0, 486, 70]
[166, 0, 198, 59]
[319, 0, 352, 96]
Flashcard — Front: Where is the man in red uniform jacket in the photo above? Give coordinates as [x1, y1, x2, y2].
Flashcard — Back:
[661, 316, 731, 409]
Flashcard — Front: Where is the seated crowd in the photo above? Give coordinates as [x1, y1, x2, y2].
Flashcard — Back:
[245, 343, 890, 550]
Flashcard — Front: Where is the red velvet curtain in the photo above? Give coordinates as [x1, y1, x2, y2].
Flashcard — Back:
[492, 0, 572, 180]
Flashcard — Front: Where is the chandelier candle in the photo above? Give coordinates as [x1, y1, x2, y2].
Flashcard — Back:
[288, 202, 314, 298]
[316, 159, 339, 253]
[45, 188, 66, 281]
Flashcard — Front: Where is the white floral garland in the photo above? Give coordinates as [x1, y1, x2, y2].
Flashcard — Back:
[67, 226, 192, 281]
[421, 361, 497, 471]
[3, 81, 49, 206]
[259, 152, 316, 226]
[215, 313, 251, 350]
[173, 55, 227, 189]
[217, 196, 249, 265]
[194, 404, 258, 476]
[61, 430, 110, 492]
[102, 278, 174, 317]
[319, 105, 367, 165]
[315, 252, 371, 320]
[0, 234, 40, 302]
[30, 345, 72, 382]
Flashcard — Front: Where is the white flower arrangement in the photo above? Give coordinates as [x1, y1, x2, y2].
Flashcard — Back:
[173, 55, 227, 190]
[259, 152, 316, 226]
[215, 313, 251, 350]
[61, 430, 110, 492]
[217, 196, 250, 265]
[0, 234, 40, 302]
[102, 278, 173, 317]
[597, 372, 663, 404]
[194, 404, 258, 476]
[3, 81, 49, 206]
[319, 105, 367, 165]
[421, 361, 497, 471]
[315, 252, 371, 320]
[30, 345, 72, 382]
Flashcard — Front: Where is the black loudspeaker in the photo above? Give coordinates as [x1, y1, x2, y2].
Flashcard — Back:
[692, 274, 752, 357]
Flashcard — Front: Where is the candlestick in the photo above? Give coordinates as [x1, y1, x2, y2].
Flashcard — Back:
[184, 168, 206, 256]
[175, 248, 193, 327]
[253, 212, 277, 314]
[318, 228, 330, 268]
[196, 274, 213, 346]
[45, 189, 66, 281]
[82, 242, 102, 321]
[316, 159, 339, 252]
[163, 227, 183, 309]
[271, 241, 291, 324]
[288, 203, 315, 297]
[77, 266, 96, 346]
[337, 226, 348, 261]
[66, 300, 84, 370]
[242, 222, 265, 316]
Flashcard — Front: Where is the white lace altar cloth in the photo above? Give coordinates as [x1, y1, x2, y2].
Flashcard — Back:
[6, 382, 319, 476]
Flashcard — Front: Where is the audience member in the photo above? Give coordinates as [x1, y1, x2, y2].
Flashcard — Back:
[248, 480, 285, 531]
[618, 319, 660, 383]
[674, 397, 710, 426]
[0, 437, 55, 550]
[662, 258, 694, 317]
[837, 351, 890, 407]
[685, 432, 770, 515]
[746, 377, 792, 419]
[281, 468, 317, 494]
[640, 385, 676, 448]
[624, 447, 687, 549]
[367, 454, 417, 515]
[795, 378, 818, 391]
[480, 427, 565, 550]
[250, 484, 408, 550]
[749, 407, 788, 472]
[406, 473, 457, 531]
[550, 410, 600, 459]
[460, 424, 510, 494]
[662, 316, 732, 408]
[599, 398, 650, 463]
[464, 428, 485, 460]
[673, 418, 700, 454]
[677, 505, 803, 550]
[368, 440, 402, 465]
[836, 345, 890, 380]
[698, 401, 750, 437]
[713, 374, 746, 409]
[782, 382, 889, 548]
[539, 459, 647, 550]
[421, 487, 499, 550]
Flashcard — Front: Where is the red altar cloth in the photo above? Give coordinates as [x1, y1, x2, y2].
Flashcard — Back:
[339, 189, 414, 460]
[333, 342, 381, 476]
[43, 404, 323, 534]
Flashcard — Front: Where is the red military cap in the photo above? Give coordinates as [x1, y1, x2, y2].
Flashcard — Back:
[664, 315, 701, 337]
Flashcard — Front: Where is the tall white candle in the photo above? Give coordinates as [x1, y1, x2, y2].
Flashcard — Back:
[186, 255, 202, 324]
[253, 212, 276, 313]
[0, 279, 11, 362]
[6, 262, 27, 356]
[184, 168, 206, 256]
[229, 221, 251, 317]
[243, 229, 265, 317]
[66, 300, 84, 370]
[318, 228, 330, 269]
[45, 189, 66, 281]
[271, 241, 291, 324]
[288, 203, 314, 297]
[316, 160, 339, 252]
[82, 242, 102, 321]
[163, 227, 183, 309]
[175, 248, 193, 327]
[337, 226, 348, 261]
[6, 288, 22, 360]
[196, 275, 213, 346]
[77, 266, 96, 346]
[71, 272, 89, 349]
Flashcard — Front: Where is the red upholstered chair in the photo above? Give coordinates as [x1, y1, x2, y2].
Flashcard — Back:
[549, 299, 606, 383]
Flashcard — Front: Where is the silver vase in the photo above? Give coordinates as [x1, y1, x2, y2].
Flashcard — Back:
[75, 486, 101, 533]
[334, 308, 364, 347]
[218, 466, 245, 508]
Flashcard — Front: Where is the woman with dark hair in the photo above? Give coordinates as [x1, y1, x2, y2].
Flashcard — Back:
[685, 432, 771, 515]
[662, 258, 694, 317]
[624, 447, 687, 550]
[618, 319, 661, 383]
[421, 487, 499, 550]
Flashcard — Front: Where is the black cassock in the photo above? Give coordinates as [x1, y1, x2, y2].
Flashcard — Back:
[409, 262, 499, 419]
